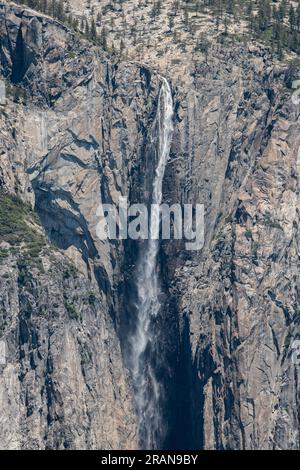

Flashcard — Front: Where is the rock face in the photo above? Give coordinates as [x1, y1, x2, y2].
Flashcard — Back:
[0, 245, 136, 450]
[162, 49, 300, 449]
[0, 1, 300, 450]
[0, 1, 162, 450]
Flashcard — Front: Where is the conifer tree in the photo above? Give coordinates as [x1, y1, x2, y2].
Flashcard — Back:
[224, 14, 228, 35]
[247, 1, 254, 33]
[257, 0, 271, 32]
[297, 1, 300, 31]
[100, 26, 108, 50]
[91, 17, 97, 40]
[289, 4, 296, 32]
[279, 0, 287, 20]
[85, 20, 90, 37]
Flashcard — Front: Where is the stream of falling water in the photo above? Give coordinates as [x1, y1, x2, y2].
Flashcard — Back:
[129, 77, 174, 450]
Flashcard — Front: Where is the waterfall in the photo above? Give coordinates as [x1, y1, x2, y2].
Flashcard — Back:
[129, 77, 174, 449]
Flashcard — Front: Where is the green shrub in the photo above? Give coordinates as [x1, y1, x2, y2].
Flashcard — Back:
[88, 293, 96, 305]
[5, 83, 27, 104]
[0, 193, 46, 266]
[0, 193, 43, 245]
[64, 301, 78, 319]
[0, 248, 9, 260]
[244, 229, 252, 240]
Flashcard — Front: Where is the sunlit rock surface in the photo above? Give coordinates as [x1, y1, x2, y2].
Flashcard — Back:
[0, 1, 300, 450]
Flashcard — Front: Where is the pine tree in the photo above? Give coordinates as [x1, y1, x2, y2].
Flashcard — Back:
[215, 0, 223, 31]
[72, 18, 79, 32]
[297, 1, 300, 31]
[257, 0, 271, 32]
[290, 29, 298, 51]
[198, 32, 209, 63]
[289, 4, 296, 32]
[58, 0, 65, 21]
[91, 17, 97, 40]
[120, 38, 125, 54]
[247, 1, 254, 33]
[173, 0, 180, 15]
[196, 0, 202, 16]
[184, 8, 189, 29]
[50, 0, 55, 18]
[277, 36, 284, 59]
[40, 0, 48, 13]
[85, 20, 90, 37]
[100, 26, 107, 50]
[224, 15, 228, 36]
[27, 0, 38, 9]
[227, 0, 235, 15]
[169, 15, 174, 30]
[279, 0, 287, 20]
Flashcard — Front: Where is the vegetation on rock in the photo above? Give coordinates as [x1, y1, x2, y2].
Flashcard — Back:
[0, 193, 45, 261]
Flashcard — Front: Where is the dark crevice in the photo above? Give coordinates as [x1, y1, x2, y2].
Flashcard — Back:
[11, 23, 28, 83]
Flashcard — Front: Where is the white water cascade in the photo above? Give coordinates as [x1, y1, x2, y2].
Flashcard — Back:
[129, 77, 174, 449]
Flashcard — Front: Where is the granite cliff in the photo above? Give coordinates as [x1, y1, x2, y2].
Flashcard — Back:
[0, 1, 300, 450]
